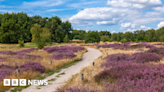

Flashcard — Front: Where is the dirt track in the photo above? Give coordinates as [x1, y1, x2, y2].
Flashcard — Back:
[21, 47, 102, 92]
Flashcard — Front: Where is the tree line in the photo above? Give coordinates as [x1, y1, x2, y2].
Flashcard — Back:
[0, 12, 72, 44]
[111, 28, 164, 43]
[72, 27, 164, 43]
[0, 12, 164, 46]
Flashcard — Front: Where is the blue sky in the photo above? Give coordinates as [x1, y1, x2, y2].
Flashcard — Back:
[0, 0, 164, 33]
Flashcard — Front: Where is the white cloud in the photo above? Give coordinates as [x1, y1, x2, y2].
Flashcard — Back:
[69, 7, 139, 26]
[140, 25, 151, 30]
[107, 0, 131, 7]
[69, 7, 164, 27]
[69, 1, 99, 8]
[111, 31, 116, 33]
[46, 9, 67, 12]
[22, 0, 63, 8]
[121, 22, 136, 29]
[126, 28, 140, 32]
[107, 0, 162, 9]
[157, 22, 164, 29]
[153, 6, 164, 12]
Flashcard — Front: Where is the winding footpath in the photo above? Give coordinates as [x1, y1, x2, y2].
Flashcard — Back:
[21, 47, 102, 92]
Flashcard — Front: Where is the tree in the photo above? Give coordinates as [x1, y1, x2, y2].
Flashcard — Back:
[46, 18, 62, 42]
[117, 32, 124, 42]
[61, 21, 72, 41]
[101, 36, 110, 42]
[124, 32, 133, 42]
[120, 38, 127, 43]
[85, 31, 100, 43]
[73, 35, 81, 39]
[63, 34, 69, 43]
[70, 30, 86, 40]
[30, 24, 51, 49]
[159, 35, 164, 42]
[111, 33, 118, 41]
[99, 30, 111, 37]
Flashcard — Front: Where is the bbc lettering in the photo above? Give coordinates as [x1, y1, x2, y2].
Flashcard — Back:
[3, 79, 48, 86]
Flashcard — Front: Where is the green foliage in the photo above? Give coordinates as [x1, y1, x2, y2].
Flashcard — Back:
[18, 40, 24, 47]
[111, 33, 117, 41]
[159, 35, 164, 42]
[73, 35, 81, 39]
[99, 30, 111, 37]
[63, 34, 69, 43]
[85, 31, 100, 43]
[70, 30, 86, 40]
[120, 38, 127, 43]
[101, 36, 110, 42]
[144, 35, 150, 42]
[30, 24, 51, 49]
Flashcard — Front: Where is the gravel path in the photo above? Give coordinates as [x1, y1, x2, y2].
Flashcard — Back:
[21, 47, 102, 92]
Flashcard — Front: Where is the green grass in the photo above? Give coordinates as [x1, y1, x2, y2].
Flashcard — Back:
[48, 78, 56, 81]
[22, 42, 56, 48]
[59, 72, 65, 75]
[55, 75, 60, 78]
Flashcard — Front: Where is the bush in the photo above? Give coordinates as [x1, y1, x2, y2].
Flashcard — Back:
[99, 63, 164, 92]
[19, 61, 45, 73]
[101, 36, 110, 42]
[128, 52, 161, 63]
[0, 64, 15, 81]
[101, 54, 130, 67]
[73, 35, 81, 39]
[85, 31, 100, 43]
[63, 34, 69, 43]
[18, 40, 24, 47]
[120, 38, 127, 43]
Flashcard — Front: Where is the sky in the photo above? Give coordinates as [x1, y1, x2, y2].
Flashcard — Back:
[0, 0, 164, 33]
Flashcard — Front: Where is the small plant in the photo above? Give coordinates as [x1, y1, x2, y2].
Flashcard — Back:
[59, 72, 65, 75]
[18, 40, 24, 47]
[48, 78, 56, 81]
[63, 34, 69, 43]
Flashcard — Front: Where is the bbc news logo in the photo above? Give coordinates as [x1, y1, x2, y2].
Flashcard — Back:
[3, 79, 48, 86]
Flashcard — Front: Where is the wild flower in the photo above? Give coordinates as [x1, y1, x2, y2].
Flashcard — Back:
[0, 51, 17, 55]
[51, 51, 76, 60]
[19, 61, 45, 73]
[57, 86, 99, 92]
[128, 52, 161, 63]
[0, 64, 15, 81]
[101, 54, 130, 67]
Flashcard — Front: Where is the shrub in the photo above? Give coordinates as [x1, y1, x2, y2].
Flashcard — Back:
[85, 31, 100, 43]
[101, 54, 129, 67]
[102, 63, 164, 92]
[19, 61, 45, 73]
[63, 34, 69, 43]
[0, 51, 17, 55]
[0, 64, 15, 81]
[120, 38, 127, 43]
[128, 52, 161, 63]
[101, 36, 110, 42]
[18, 40, 24, 47]
[51, 51, 76, 60]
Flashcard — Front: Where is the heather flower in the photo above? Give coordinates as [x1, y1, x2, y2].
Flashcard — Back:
[128, 52, 161, 63]
[19, 61, 45, 73]
[0, 51, 17, 55]
[51, 51, 76, 60]
[0, 64, 15, 81]
[147, 47, 164, 56]
[57, 86, 99, 92]
[101, 54, 130, 67]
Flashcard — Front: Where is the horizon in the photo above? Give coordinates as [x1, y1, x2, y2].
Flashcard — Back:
[0, 0, 164, 33]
